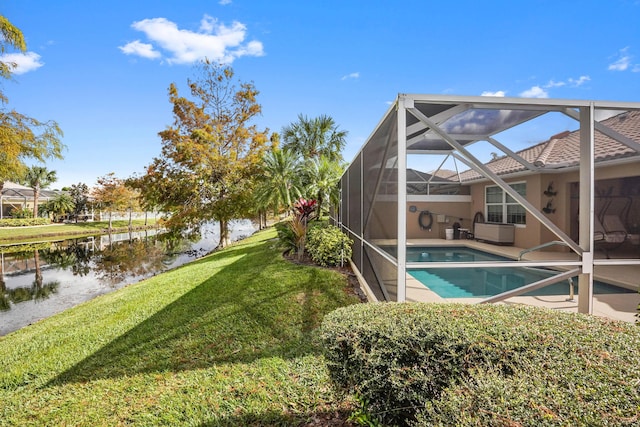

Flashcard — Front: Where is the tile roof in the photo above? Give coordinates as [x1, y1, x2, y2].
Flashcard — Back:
[451, 110, 640, 182]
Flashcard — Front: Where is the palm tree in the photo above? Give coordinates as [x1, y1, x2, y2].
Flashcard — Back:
[23, 166, 57, 218]
[304, 155, 344, 218]
[44, 193, 75, 222]
[255, 148, 303, 216]
[281, 114, 347, 162]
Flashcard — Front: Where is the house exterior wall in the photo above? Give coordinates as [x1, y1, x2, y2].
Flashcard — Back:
[405, 201, 472, 239]
[467, 160, 640, 250]
[365, 200, 473, 241]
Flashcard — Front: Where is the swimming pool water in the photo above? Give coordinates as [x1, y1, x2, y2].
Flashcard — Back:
[381, 246, 510, 262]
[409, 267, 633, 298]
[381, 246, 634, 298]
[407, 246, 509, 263]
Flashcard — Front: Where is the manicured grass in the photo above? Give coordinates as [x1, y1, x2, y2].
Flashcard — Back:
[0, 227, 361, 426]
[0, 219, 159, 244]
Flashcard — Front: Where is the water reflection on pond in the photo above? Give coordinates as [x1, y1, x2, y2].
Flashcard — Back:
[0, 220, 256, 336]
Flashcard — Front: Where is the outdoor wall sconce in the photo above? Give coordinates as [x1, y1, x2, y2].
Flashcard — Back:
[544, 182, 557, 197]
[543, 200, 556, 214]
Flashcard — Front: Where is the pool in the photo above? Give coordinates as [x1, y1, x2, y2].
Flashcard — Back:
[381, 246, 634, 298]
[406, 246, 509, 263]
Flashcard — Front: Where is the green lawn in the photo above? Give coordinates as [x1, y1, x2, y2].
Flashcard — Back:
[0, 219, 159, 244]
[0, 227, 361, 426]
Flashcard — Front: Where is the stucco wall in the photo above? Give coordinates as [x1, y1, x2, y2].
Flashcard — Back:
[356, 161, 639, 250]
[405, 201, 472, 239]
[467, 161, 640, 250]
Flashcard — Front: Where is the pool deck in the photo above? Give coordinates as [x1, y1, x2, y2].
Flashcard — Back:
[391, 239, 640, 323]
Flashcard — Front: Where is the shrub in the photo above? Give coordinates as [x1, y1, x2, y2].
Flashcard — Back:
[10, 207, 33, 219]
[275, 216, 307, 259]
[0, 218, 50, 227]
[306, 224, 353, 267]
[319, 303, 640, 427]
[274, 198, 318, 261]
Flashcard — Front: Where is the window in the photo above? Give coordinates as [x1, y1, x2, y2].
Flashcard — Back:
[485, 183, 526, 225]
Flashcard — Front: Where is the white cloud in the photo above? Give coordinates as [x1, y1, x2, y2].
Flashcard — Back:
[341, 72, 359, 80]
[608, 47, 631, 71]
[480, 90, 505, 97]
[568, 75, 590, 86]
[119, 40, 161, 59]
[519, 86, 548, 98]
[545, 80, 565, 88]
[219, 0, 232, 4]
[0, 52, 44, 74]
[199, 15, 215, 33]
[120, 16, 264, 65]
[538, 75, 590, 91]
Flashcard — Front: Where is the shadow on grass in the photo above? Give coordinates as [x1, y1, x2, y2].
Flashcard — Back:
[47, 236, 353, 385]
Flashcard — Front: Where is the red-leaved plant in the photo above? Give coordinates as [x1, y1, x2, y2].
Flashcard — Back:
[290, 197, 317, 260]
[293, 197, 317, 220]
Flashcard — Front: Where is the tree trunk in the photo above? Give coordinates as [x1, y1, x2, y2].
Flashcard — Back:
[34, 249, 43, 288]
[33, 188, 40, 218]
[218, 219, 230, 249]
[108, 211, 113, 231]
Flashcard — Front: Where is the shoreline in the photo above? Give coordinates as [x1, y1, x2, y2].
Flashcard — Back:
[0, 222, 161, 245]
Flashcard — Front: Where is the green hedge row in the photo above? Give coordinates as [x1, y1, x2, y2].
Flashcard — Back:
[306, 223, 353, 267]
[0, 218, 50, 227]
[319, 303, 640, 426]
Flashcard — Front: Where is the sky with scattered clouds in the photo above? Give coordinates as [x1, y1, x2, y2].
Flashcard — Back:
[2, 0, 640, 188]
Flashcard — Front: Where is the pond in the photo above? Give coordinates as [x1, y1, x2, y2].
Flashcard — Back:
[0, 220, 257, 336]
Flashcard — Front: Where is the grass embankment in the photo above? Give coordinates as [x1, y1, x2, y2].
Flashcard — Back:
[0, 227, 361, 426]
[0, 219, 159, 244]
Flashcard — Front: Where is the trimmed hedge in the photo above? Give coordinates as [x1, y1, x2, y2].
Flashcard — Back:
[306, 223, 353, 267]
[319, 303, 640, 426]
[0, 218, 50, 227]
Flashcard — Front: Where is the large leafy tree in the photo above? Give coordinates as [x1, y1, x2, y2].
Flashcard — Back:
[281, 114, 347, 162]
[69, 183, 89, 222]
[0, 15, 64, 191]
[139, 60, 269, 248]
[22, 165, 57, 218]
[92, 173, 137, 231]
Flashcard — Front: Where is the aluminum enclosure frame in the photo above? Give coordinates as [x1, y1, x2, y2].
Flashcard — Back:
[338, 94, 640, 313]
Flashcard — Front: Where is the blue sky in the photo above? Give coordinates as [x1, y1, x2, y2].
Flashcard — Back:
[2, 0, 640, 189]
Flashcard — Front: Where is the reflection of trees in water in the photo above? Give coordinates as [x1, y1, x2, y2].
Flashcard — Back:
[6, 281, 60, 304]
[0, 229, 204, 311]
[0, 275, 8, 311]
[159, 229, 199, 257]
[0, 250, 60, 311]
[40, 238, 93, 277]
[94, 236, 170, 285]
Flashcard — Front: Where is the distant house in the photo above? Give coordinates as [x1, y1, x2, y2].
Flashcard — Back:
[0, 181, 60, 219]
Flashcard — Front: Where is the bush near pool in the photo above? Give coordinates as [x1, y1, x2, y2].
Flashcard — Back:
[319, 303, 640, 426]
[306, 223, 353, 267]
